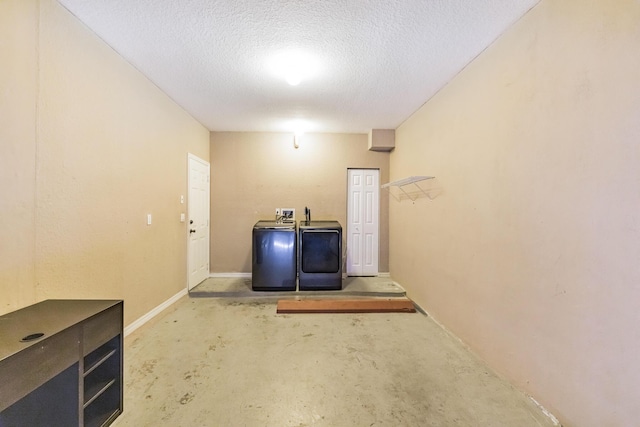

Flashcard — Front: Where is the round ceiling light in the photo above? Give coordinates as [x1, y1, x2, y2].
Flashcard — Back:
[268, 50, 319, 86]
[285, 119, 312, 134]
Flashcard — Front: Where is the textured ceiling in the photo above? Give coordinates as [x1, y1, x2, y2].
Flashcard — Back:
[57, 0, 539, 133]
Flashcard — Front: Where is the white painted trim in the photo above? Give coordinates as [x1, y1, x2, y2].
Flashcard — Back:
[342, 272, 392, 279]
[528, 396, 561, 426]
[209, 272, 251, 278]
[124, 288, 188, 337]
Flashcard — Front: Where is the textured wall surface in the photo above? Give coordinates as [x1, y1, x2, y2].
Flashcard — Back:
[390, 0, 640, 426]
[209, 132, 390, 274]
[0, 0, 39, 314]
[0, 0, 209, 324]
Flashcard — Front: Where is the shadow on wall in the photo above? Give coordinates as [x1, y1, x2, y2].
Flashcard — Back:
[385, 178, 443, 202]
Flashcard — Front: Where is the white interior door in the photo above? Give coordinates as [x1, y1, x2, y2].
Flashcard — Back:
[347, 169, 379, 276]
[188, 154, 210, 290]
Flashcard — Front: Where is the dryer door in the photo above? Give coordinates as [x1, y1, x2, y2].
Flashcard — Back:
[300, 230, 340, 273]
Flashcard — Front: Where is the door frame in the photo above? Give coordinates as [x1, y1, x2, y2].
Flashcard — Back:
[187, 153, 210, 290]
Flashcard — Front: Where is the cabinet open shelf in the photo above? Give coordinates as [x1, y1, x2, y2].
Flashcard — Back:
[84, 378, 116, 408]
[381, 175, 435, 201]
[84, 334, 121, 425]
[84, 384, 121, 427]
[85, 347, 118, 377]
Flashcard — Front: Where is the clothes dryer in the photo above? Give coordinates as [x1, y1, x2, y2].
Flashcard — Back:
[298, 220, 342, 290]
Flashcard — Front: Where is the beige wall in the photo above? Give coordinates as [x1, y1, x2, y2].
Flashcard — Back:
[0, 0, 39, 313]
[390, 1, 640, 426]
[210, 132, 389, 273]
[0, 0, 209, 324]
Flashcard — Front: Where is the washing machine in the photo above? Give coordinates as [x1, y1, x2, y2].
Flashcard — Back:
[252, 221, 297, 291]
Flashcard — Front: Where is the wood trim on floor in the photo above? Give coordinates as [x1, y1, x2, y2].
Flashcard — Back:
[276, 298, 416, 314]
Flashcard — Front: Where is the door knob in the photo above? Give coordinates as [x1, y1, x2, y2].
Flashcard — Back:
[190, 229, 196, 233]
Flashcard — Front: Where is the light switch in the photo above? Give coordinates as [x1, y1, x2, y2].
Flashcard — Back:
[147, 214, 152, 225]
[180, 195, 184, 204]
[180, 213, 185, 223]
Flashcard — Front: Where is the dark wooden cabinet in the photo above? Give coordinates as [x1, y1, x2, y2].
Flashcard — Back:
[0, 300, 123, 426]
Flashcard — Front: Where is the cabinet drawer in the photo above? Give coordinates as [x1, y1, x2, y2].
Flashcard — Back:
[82, 304, 122, 356]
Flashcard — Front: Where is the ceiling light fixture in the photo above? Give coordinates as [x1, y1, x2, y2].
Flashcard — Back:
[293, 131, 304, 149]
[286, 119, 310, 149]
[268, 50, 319, 86]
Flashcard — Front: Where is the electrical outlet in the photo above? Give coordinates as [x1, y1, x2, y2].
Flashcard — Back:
[282, 208, 295, 221]
[275, 208, 281, 216]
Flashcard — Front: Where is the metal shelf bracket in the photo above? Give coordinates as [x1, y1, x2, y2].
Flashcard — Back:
[381, 176, 435, 201]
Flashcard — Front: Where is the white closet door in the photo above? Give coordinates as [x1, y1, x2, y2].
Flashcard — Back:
[347, 169, 379, 276]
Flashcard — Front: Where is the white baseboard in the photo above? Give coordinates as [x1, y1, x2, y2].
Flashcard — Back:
[124, 288, 188, 337]
[209, 272, 251, 278]
[341, 272, 392, 279]
[528, 396, 561, 426]
[209, 272, 392, 279]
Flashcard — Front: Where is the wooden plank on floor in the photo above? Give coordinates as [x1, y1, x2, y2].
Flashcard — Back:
[276, 298, 416, 314]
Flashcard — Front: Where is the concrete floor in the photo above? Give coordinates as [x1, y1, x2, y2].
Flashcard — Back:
[112, 291, 557, 426]
[189, 276, 407, 298]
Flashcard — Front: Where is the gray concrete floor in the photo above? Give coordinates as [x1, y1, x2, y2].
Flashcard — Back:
[189, 276, 407, 298]
[113, 285, 557, 426]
